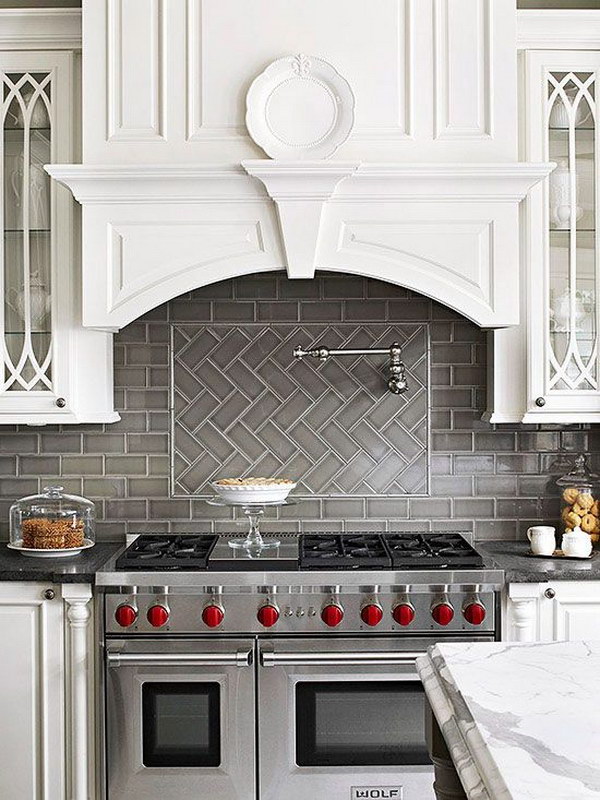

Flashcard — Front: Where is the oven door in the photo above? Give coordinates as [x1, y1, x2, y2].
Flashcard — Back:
[105, 638, 255, 800]
[258, 636, 489, 800]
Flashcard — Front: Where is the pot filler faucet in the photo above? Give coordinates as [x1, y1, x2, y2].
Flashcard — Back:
[293, 341, 408, 394]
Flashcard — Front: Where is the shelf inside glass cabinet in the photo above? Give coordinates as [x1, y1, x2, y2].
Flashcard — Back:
[549, 125, 595, 132]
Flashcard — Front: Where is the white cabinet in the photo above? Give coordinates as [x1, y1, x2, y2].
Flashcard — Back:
[0, 582, 94, 800]
[504, 581, 600, 642]
[0, 14, 117, 424]
[0, 581, 64, 798]
[490, 12, 600, 423]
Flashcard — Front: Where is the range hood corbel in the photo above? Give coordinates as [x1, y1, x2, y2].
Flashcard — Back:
[241, 160, 360, 279]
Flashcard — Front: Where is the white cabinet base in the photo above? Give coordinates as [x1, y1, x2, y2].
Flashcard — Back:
[0, 582, 94, 800]
[505, 581, 600, 642]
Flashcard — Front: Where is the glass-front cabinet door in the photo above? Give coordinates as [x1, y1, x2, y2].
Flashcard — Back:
[0, 51, 72, 418]
[0, 50, 116, 424]
[524, 50, 600, 421]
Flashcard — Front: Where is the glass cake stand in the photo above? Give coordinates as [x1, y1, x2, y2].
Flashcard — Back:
[205, 497, 296, 555]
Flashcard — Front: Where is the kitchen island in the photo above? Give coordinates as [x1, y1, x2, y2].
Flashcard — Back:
[417, 640, 600, 799]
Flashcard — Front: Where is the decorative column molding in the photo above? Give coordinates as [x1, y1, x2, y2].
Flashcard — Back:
[62, 584, 93, 800]
[507, 584, 539, 642]
[241, 160, 360, 279]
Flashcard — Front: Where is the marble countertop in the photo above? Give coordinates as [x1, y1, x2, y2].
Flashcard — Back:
[478, 540, 600, 582]
[417, 640, 600, 799]
[0, 542, 122, 583]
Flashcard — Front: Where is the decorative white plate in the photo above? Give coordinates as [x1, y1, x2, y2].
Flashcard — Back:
[245, 53, 355, 160]
[8, 539, 95, 558]
[211, 482, 297, 505]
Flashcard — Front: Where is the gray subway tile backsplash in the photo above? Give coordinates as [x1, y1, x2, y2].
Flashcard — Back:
[0, 270, 597, 542]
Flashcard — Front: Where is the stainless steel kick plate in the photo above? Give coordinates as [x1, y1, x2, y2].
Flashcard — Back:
[351, 787, 403, 799]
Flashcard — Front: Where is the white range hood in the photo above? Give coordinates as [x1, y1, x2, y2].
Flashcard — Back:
[48, 159, 552, 331]
[48, 0, 553, 331]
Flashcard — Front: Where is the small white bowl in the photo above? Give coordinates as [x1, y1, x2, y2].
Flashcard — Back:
[211, 481, 296, 505]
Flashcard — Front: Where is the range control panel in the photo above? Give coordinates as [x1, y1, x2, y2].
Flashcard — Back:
[105, 589, 496, 635]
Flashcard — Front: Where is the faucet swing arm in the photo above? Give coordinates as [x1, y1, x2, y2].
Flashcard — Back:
[292, 342, 408, 395]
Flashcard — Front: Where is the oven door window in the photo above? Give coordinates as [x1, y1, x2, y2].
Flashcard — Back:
[142, 682, 220, 767]
[296, 681, 430, 766]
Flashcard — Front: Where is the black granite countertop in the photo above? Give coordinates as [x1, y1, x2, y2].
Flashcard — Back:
[0, 542, 122, 583]
[3, 537, 599, 585]
[478, 540, 600, 583]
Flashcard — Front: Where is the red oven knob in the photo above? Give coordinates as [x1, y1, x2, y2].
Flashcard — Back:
[361, 604, 384, 627]
[432, 602, 454, 626]
[463, 602, 486, 626]
[115, 604, 137, 628]
[321, 603, 344, 628]
[392, 603, 415, 627]
[147, 604, 169, 628]
[202, 604, 224, 628]
[257, 604, 279, 628]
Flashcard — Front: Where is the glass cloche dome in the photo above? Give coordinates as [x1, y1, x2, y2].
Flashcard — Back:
[9, 485, 95, 552]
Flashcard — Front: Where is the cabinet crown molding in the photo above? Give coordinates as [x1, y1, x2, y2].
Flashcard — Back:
[0, 9, 81, 50]
[517, 10, 600, 50]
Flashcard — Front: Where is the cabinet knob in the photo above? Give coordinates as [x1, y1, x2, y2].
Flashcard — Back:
[535, 397, 546, 407]
[43, 589, 55, 600]
[544, 587, 556, 599]
[55, 397, 66, 408]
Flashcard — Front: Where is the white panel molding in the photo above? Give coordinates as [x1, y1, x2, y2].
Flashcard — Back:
[332, 218, 492, 309]
[107, 0, 166, 142]
[186, 0, 245, 142]
[554, 598, 600, 641]
[517, 11, 600, 51]
[341, 0, 413, 143]
[186, 0, 414, 145]
[108, 219, 274, 319]
[0, 9, 81, 50]
[62, 585, 93, 800]
[433, 0, 492, 141]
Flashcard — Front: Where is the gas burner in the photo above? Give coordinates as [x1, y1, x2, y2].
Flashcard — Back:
[115, 534, 218, 571]
[299, 533, 391, 570]
[386, 532, 484, 569]
[299, 532, 485, 570]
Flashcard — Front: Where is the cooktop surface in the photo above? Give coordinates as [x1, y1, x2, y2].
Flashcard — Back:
[114, 532, 485, 571]
[115, 534, 218, 571]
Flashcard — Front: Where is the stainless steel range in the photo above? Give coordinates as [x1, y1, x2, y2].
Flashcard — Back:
[97, 532, 503, 800]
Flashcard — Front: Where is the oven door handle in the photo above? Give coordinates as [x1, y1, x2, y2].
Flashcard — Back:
[260, 649, 424, 667]
[107, 649, 252, 668]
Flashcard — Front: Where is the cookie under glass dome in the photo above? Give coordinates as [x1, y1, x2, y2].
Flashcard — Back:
[9, 485, 95, 553]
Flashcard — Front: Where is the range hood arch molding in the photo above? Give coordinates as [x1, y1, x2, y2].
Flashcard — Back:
[46, 160, 554, 331]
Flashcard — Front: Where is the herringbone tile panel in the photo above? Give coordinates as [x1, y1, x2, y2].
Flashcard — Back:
[172, 324, 429, 497]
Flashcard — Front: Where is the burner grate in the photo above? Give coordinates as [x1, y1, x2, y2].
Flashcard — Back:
[115, 534, 218, 571]
[386, 532, 484, 569]
[298, 531, 484, 570]
[299, 533, 392, 570]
